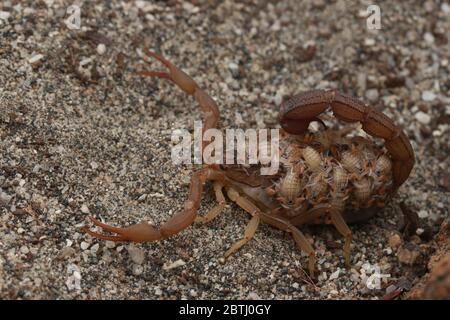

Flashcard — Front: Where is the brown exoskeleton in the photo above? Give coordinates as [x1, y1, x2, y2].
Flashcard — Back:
[82, 49, 415, 276]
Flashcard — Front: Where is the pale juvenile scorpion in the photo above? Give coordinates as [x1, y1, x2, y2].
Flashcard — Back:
[83, 49, 415, 275]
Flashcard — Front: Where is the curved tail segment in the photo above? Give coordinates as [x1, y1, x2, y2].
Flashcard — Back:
[280, 89, 415, 189]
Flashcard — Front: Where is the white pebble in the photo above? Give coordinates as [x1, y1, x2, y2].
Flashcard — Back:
[0, 11, 11, 20]
[247, 292, 260, 299]
[416, 228, 425, 235]
[365, 89, 379, 102]
[80, 241, 90, 250]
[20, 245, 29, 254]
[105, 240, 116, 249]
[163, 259, 186, 270]
[273, 91, 284, 106]
[424, 32, 434, 45]
[228, 62, 239, 74]
[386, 284, 397, 294]
[415, 111, 431, 125]
[364, 38, 375, 46]
[442, 3, 450, 14]
[128, 246, 145, 265]
[422, 90, 436, 102]
[28, 54, 44, 64]
[418, 210, 429, 218]
[182, 2, 199, 14]
[132, 264, 143, 275]
[190, 289, 198, 297]
[329, 269, 340, 280]
[80, 204, 90, 214]
[90, 243, 99, 254]
[330, 290, 339, 295]
[0, 191, 12, 204]
[90, 161, 98, 170]
[96, 43, 106, 55]
[79, 58, 91, 66]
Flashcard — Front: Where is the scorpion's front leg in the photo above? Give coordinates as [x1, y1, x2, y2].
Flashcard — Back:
[195, 181, 227, 224]
[225, 188, 316, 275]
[83, 168, 225, 242]
[224, 188, 261, 258]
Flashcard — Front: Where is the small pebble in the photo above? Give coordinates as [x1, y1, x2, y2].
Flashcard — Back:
[105, 241, 116, 249]
[96, 44, 106, 55]
[190, 289, 198, 297]
[20, 245, 29, 254]
[28, 54, 44, 64]
[90, 161, 98, 170]
[90, 243, 99, 254]
[228, 62, 239, 77]
[423, 32, 434, 45]
[421, 91, 436, 102]
[128, 246, 145, 265]
[59, 246, 76, 259]
[386, 284, 397, 294]
[364, 38, 375, 46]
[442, 3, 450, 14]
[0, 11, 11, 20]
[418, 209, 429, 218]
[80, 241, 90, 250]
[132, 264, 143, 276]
[415, 111, 431, 125]
[80, 204, 90, 214]
[163, 259, 186, 270]
[329, 269, 340, 280]
[247, 292, 260, 299]
[365, 89, 379, 102]
[0, 192, 12, 205]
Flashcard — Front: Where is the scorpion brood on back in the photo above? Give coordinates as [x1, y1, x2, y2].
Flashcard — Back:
[82, 49, 415, 276]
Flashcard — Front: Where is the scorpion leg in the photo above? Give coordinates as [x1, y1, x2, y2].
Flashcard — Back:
[329, 210, 353, 267]
[289, 225, 316, 276]
[83, 168, 225, 242]
[224, 188, 261, 258]
[137, 49, 219, 134]
[258, 213, 316, 275]
[195, 182, 226, 224]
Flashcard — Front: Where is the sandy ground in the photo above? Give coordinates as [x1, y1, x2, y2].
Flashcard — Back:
[0, 0, 449, 299]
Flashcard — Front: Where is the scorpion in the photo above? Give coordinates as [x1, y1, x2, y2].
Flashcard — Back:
[83, 49, 415, 275]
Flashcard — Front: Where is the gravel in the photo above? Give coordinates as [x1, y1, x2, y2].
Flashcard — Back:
[0, 0, 449, 300]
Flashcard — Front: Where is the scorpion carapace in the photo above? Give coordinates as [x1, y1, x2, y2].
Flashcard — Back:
[82, 49, 415, 275]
